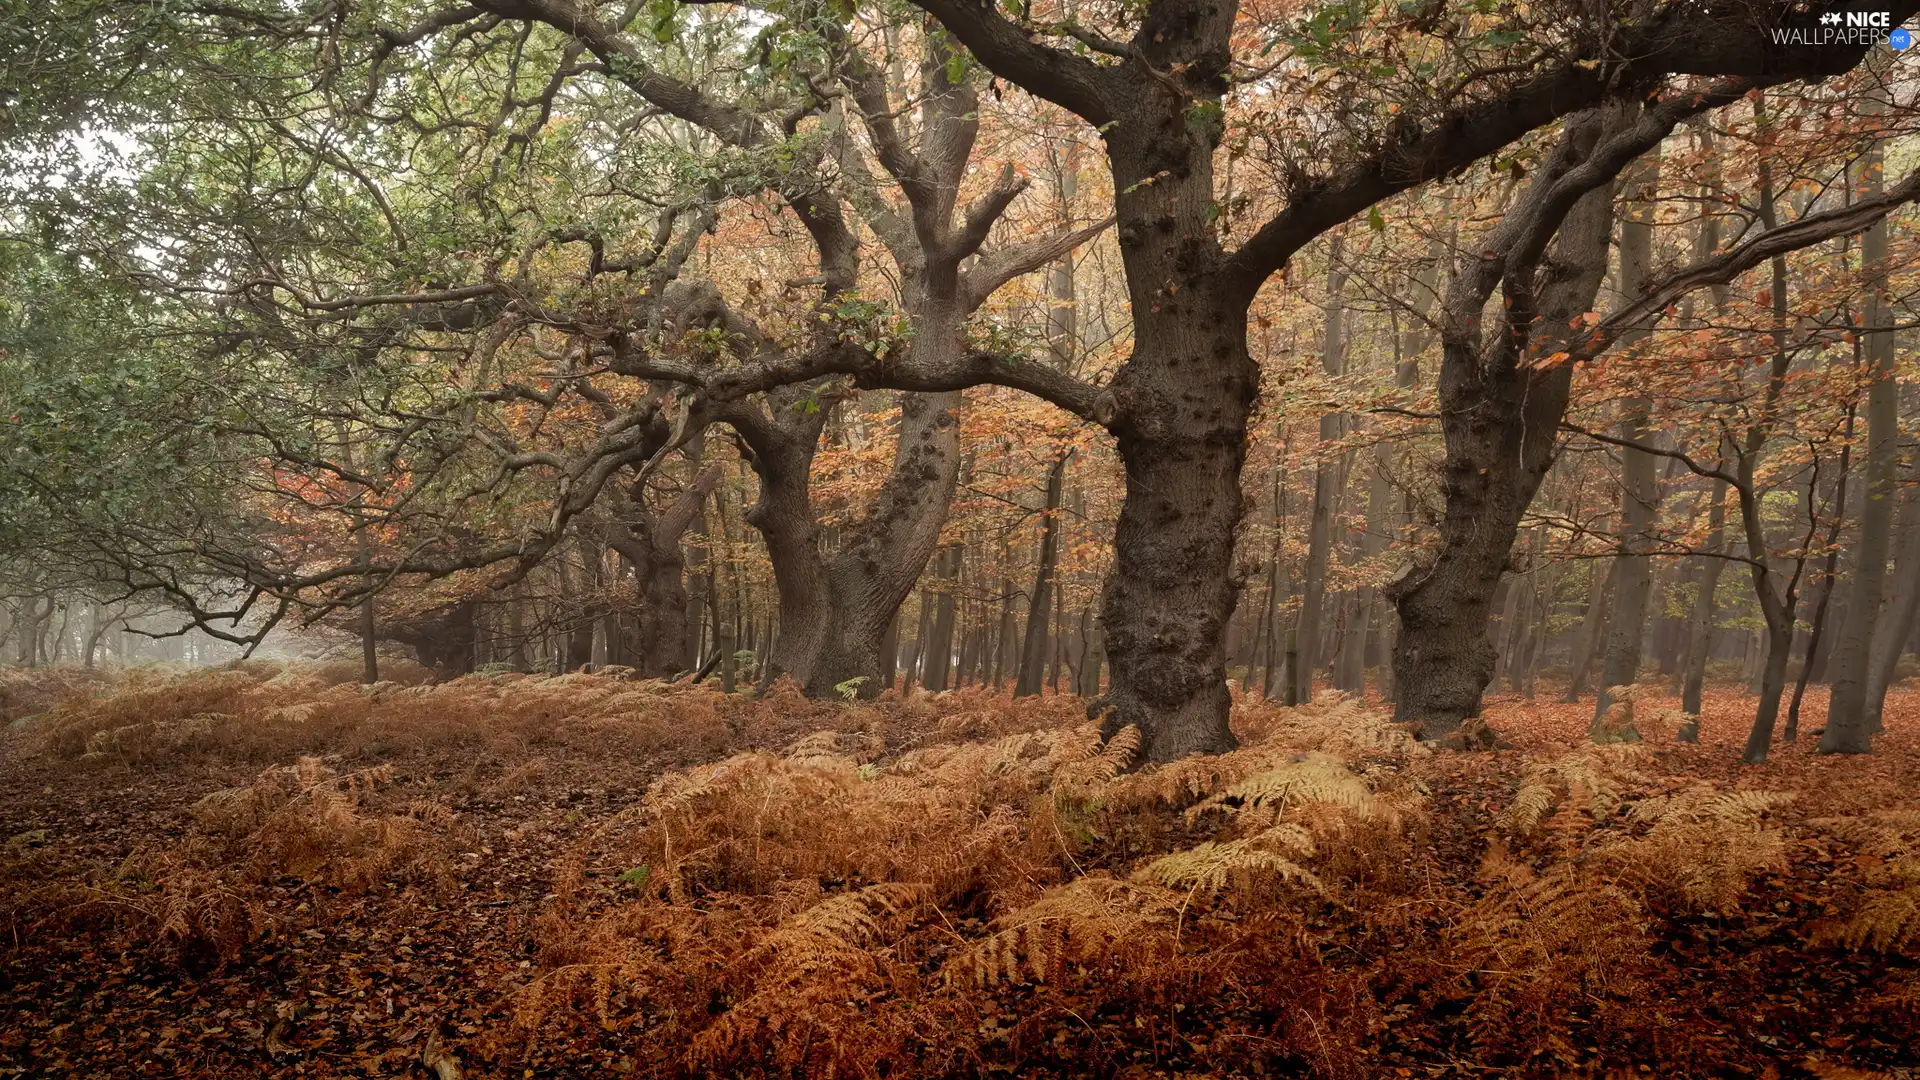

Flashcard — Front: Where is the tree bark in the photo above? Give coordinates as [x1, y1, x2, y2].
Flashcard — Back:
[1788, 427, 1853, 741]
[1016, 451, 1069, 697]
[1865, 484, 1920, 731]
[1593, 150, 1662, 732]
[923, 544, 961, 691]
[1680, 477, 1729, 717]
[1565, 556, 1614, 702]
[1391, 109, 1627, 743]
[1824, 121, 1898, 755]
[1298, 241, 1346, 703]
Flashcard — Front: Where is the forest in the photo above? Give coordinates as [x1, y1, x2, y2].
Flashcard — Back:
[3, 0, 1920, 1075]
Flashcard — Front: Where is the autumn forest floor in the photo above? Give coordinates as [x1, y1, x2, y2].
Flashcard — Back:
[1, 665, 1916, 1079]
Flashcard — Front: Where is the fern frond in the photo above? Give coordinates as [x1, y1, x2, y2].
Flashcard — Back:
[1133, 825, 1323, 899]
[1502, 767, 1557, 836]
[1817, 886, 1920, 954]
[1189, 752, 1379, 824]
[942, 876, 1182, 988]
[749, 882, 929, 971]
[1053, 725, 1140, 795]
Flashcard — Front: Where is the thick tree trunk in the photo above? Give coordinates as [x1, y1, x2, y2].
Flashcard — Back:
[386, 600, 476, 677]
[1391, 112, 1625, 742]
[1098, 300, 1253, 757]
[599, 464, 722, 679]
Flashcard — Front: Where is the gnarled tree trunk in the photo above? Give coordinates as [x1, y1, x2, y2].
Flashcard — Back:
[1391, 110, 1627, 743]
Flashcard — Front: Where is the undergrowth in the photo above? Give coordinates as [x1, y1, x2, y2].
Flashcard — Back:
[3, 665, 1916, 1077]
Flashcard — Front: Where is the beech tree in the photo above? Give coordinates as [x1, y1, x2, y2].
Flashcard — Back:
[9, 0, 1920, 768]
[888, 0, 1920, 753]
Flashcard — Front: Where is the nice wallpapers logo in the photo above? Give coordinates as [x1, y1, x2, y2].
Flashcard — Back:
[1771, 9, 1914, 47]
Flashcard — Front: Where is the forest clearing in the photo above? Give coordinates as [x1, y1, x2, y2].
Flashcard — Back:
[8, 0, 1920, 1076]
[2, 665, 1918, 1078]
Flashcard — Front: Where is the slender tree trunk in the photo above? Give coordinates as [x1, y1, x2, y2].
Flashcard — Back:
[1680, 476, 1729, 717]
[1298, 242, 1346, 703]
[1506, 530, 1545, 694]
[1342, 440, 1394, 697]
[1491, 573, 1520, 690]
[1824, 121, 1899, 754]
[1048, 566, 1066, 693]
[1078, 606, 1102, 696]
[923, 545, 961, 691]
[993, 578, 1016, 690]
[1260, 467, 1286, 700]
[878, 611, 899, 693]
[1565, 557, 1614, 702]
[1593, 151, 1662, 732]
[1865, 485, 1920, 731]
[1742, 621, 1796, 761]
[1739, 99, 1803, 761]
[904, 591, 931, 694]
[1788, 427, 1854, 740]
[591, 544, 613, 670]
[1016, 453, 1069, 697]
[83, 608, 111, 670]
[1520, 563, 1555, 698]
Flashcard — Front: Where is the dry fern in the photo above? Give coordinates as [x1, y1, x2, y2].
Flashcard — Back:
[1133, 824, 1324, 900]
[942, 875, 1183, 988]
[1500, 745, 1648, 836]
[1187, 751, 1384, 825]
[1810, 809, 1920, 955]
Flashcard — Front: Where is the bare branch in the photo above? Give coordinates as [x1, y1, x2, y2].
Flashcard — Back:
[960, 216, 1114, 312]
[949, 162, 1029, 263]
